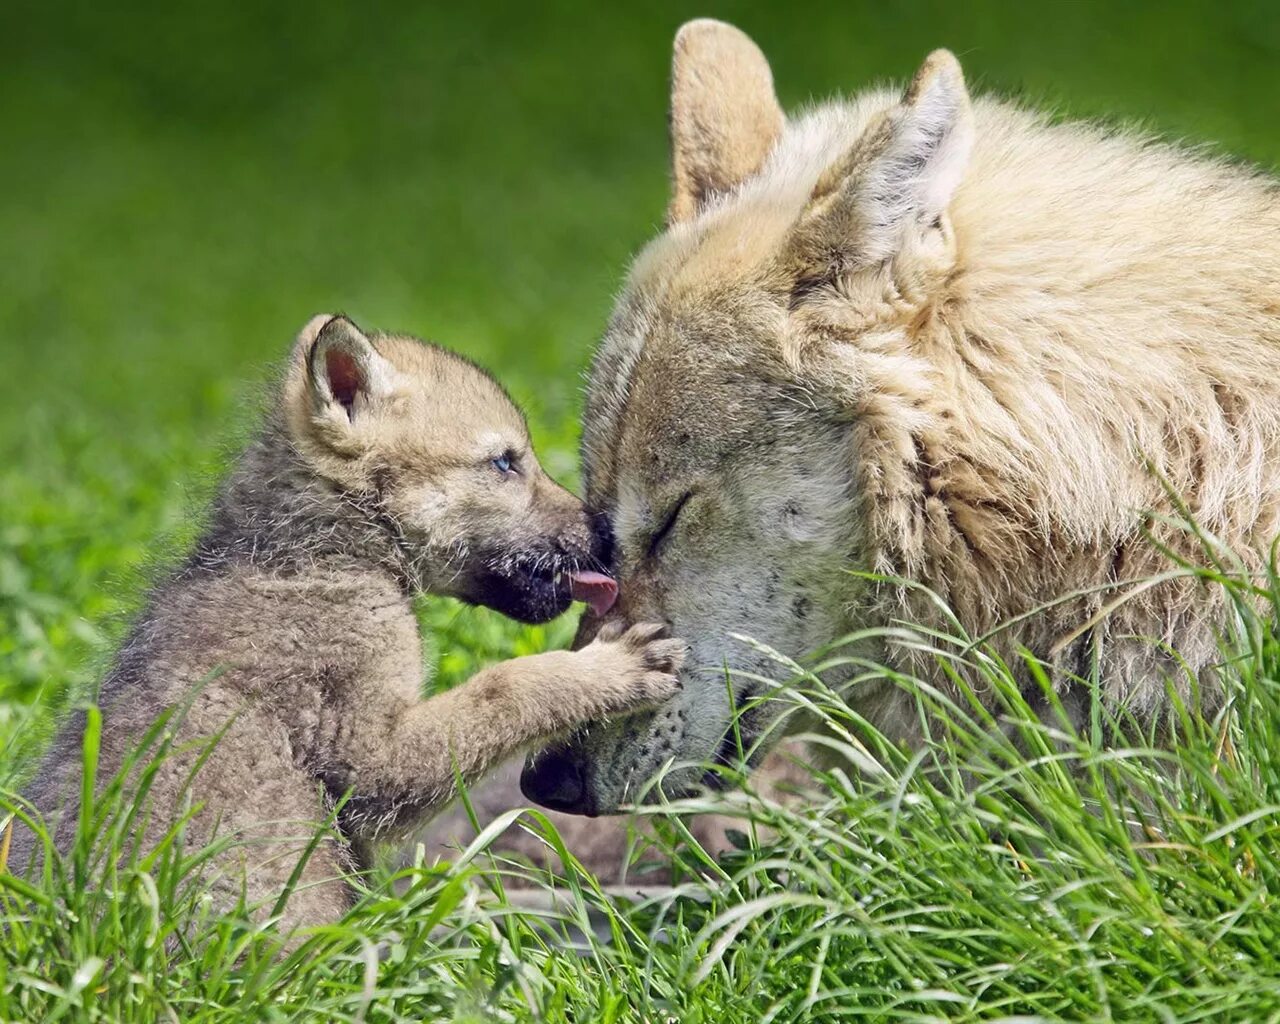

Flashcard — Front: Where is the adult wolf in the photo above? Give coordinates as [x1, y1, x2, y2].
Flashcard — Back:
[521, 19, 1280, 815]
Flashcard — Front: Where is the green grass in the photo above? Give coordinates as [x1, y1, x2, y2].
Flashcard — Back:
[4, 1, 1280, 1020]
[6, 561, 1280, 1020]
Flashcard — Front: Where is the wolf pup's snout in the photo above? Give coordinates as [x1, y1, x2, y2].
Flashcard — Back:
[458, 486, 619, 625]
[567, 509, 618, 615]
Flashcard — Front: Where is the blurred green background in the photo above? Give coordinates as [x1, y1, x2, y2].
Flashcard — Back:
[3, 1, 1278, 759]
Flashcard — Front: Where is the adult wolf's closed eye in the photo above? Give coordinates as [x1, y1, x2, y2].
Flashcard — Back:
[648, 490, 693, 558]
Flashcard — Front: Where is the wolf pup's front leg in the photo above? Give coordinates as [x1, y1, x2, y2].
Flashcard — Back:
[330, 623, 684, 841]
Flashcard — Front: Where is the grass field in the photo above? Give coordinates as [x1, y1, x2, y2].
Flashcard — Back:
[4, 2, 1280, 1020]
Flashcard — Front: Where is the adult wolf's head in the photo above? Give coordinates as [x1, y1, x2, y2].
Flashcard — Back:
[522, 21, 974, 814]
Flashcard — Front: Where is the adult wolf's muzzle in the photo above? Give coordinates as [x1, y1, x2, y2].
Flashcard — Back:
[520, 608, 681, 815]
[519, 742, 596, 816]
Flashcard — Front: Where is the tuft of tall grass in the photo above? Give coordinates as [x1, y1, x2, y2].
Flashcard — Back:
[4, 557, 1280, 1021]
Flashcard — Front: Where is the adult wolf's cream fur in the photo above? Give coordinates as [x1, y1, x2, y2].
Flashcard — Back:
[521, 19, 1280, 815]
[14, 315, 682, 932]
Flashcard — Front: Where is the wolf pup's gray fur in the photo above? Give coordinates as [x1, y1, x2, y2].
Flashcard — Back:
[12, 314, 682, 932]
[521, 20, 1280, 815]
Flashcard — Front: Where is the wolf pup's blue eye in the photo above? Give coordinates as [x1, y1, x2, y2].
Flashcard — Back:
[492, 453, 514, 475]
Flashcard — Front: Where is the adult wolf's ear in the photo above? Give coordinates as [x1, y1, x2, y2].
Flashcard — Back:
[295, 314, 394, 425]
[789, 50, 973, 274]
[668, 19, 784, 224]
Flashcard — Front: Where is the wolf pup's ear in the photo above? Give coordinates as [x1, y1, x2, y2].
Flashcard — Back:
[300, 315, 394, 424]
[789, 50, 972, 274]
[668, 19, 784, 224]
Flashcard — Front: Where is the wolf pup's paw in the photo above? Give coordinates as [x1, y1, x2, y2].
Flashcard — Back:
[578, 621, 686, 716]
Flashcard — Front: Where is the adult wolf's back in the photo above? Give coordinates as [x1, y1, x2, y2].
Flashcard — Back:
[521, 19, 1280, 815]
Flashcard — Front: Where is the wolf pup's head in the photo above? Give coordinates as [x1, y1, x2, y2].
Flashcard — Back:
[283, 314, 617, 623]
[522, 22, 974, 813]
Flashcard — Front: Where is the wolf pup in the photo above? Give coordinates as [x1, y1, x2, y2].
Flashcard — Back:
[11, 314, 683, 933]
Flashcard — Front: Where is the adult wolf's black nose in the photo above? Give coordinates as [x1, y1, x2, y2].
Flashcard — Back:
[520, 749, 594, 816]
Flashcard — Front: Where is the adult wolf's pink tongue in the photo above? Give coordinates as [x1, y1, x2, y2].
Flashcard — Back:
[569, 571, 619, 616]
